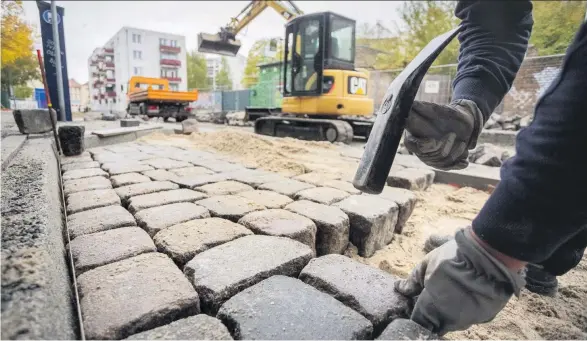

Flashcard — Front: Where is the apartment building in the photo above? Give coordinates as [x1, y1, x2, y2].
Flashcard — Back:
[68, 79, 90, 112]
[88, 27, 187, 113]
[205, 54, 247, 91]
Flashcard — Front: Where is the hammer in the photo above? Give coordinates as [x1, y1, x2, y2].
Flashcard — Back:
[353, 26, 463, 194]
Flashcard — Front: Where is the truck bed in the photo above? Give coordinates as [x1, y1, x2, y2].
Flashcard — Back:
[129, 89, 198, 104]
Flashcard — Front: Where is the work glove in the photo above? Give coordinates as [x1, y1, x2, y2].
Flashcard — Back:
[394, 228, 525, 336]
[404, 99, 484, 170]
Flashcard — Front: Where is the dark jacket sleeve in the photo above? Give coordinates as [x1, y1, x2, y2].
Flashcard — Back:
[473, 22, 587, 264]
[452, 1, 534, 119]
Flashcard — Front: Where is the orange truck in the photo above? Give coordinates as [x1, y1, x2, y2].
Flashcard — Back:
[126, 76, 198, 122]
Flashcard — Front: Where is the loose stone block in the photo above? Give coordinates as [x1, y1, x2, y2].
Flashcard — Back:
[377, 319, 436, 340]
[154, 218, 253, 265]
[141, 169, 178, 181]
[125, 315, 232, 340]
[387, 168, 435, 191]
[78, 253, 200, 340]
[62, 168, 108, 181]
[172, 173, 231, 188]
[258, 178, 316, 197]
[143, 157, 192, 170]
[334, 195, 399, 257]
[68, 205, 137, 239]
[285, 200, 349, 255]
[321, 179, 362, 195]
[128, 188, 208, 213]
[58, 125, 85, 156]
[61, 161, 100, 172]
[195, 180, 254, 196]
[293, 172, 341, 186]
[135, 202, 210, 237]
[110, 172, 152, 188]
[367, 187, 417, 234]
[238, 209, 317, 251]
[12, 109, 56, 134]
[184, 235, 313, 313]
[294, 187, 350, 205]
[179, 118, 199, 134]
[171, 166, 215, 177]
[63, 176, 112, 196]
[217, 276, 373, 340]
[101, 162, 154, 176]
[67, 189, 121, 214]
[299, 254, 410, 332]
[235, 190, 293, 209]
[196, 195, 265, 222]
[68, 227, 156, 274]
[120, 119, 140, 127]
[115, 181, 179, 203]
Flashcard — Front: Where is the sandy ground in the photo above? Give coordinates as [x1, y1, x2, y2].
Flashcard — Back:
[139, 128, 586, 340]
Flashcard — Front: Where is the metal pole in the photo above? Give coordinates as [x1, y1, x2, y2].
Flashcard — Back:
[51, 0, 66, 121]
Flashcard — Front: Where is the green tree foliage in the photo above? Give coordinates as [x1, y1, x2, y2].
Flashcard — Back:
[215, 57, 232, 90]
[530, 1, 587, 56]
[242, 38, 283, 88]
[1, 56, 39, 92]
[186, 50, 211, 89]
[14, 86, 32, 99]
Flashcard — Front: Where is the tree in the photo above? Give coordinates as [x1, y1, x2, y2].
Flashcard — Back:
[530, 1, 587, 56]
[215, 57, 232, 90]
[1, 55, 39, 93]
[14, 86, 32, 99]
[242, 38, 283, 88]
[186, 50, 211, 90]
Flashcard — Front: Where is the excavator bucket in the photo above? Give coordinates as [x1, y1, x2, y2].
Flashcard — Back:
[197, 32, 242, 57]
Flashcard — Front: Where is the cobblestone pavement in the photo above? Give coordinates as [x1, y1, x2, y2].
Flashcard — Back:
[61, 142, 434, 340]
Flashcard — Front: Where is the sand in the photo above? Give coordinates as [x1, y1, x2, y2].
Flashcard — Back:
[140, 129, 586, 340]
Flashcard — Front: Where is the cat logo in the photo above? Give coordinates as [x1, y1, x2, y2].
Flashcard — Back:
[348, 76, 367, 95]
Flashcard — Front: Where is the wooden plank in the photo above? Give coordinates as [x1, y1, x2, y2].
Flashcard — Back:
[91, 125, 162, 138]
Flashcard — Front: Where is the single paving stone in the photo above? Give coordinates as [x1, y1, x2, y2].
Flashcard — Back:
[141, 169, 178, 181]
[190, 159, 244, 173]
[104, 145, 142, 154]
[172, 173, 231, 188]
[238, 209, 317, 251]
[258, 178, 316, 198]
[63, 176, 112, 196]
[367, 187, 417, 234]
[334, 195, 399, 257]
[110, 172, 152, 188]
[171, 166, 215, 177]
[61, 161, 100, 172]
[299, 254, 410, 333]
[115, 181, 179, 204]
[321, 179, 362, 195]
[78, 253, 200, 340]
[125, 315, 233, 340]
[285, 200, 350, 256]
[62, 168, 109, 181]
[387, 168, 435, 191]
[58, 125, 85, 156]
[142, 157, 192, 170]
[226, 169, 289, 187]
[135, 202, 210, 237]
[294, 187, 350, 205]
[92, 151, 124, 164]
[217, 275, 373, 340]
[67, 189, 121, 214]
[68, 227, 156, 274]
[102, 162, 154, 176]
[195, 180, 254, 196]
[154, 218, 253, 265]
[128, 188, 208, 213]
[235, 190, 293, 209]
[377, 319, 436, 340]
[184, 235, 313, 313]
[293, 172, 341, 186]
[68, 205, 137, 239]
[61, 152, 92, 164]
[197, 195, 265, 222]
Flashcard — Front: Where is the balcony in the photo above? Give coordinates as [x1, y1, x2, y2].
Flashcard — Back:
[160, 59, 181, 66]
[160, 45, 181, 53]
[90, 61, 98, 66]
[104, 48, 114, 54]
[96, 55, 105, 60]
[163, 76, 181, 83]
[104, 61, 115, 68]
[106, 78, 116, 83]
[100, 94, 105, 99]
[93, 80, 104, 87]
[93, 95, 98, 100]
[106, 91, 116, 98]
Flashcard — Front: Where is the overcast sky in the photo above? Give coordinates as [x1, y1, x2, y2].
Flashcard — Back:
[22, 1, 403, 83]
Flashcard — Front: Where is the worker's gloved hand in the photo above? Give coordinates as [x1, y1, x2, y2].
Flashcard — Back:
[395, 228, 525, 336]
[404, 99, 484, 170]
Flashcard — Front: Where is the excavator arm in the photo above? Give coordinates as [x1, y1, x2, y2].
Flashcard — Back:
[198, 0, 303, 57]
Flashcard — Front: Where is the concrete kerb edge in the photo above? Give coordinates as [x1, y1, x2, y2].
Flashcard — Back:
[1, 134, 28, 170]
[84, 128, 174, 149]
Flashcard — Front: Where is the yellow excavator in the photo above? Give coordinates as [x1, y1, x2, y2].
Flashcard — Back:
[198, 0, 374, 143]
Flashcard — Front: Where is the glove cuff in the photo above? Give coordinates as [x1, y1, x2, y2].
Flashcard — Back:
[451, 99, 484, 149]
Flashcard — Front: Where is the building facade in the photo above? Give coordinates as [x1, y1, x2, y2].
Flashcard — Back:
[68, 79, 90, 112]
[205, 54, 246, 91]
[88, 27, 187, 113]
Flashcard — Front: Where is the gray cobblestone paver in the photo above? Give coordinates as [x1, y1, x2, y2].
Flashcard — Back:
[67, 189, 121, 214]
[110, 172, 152, 188]
[135, 202, 210, 237]
[68, 205, 136, 239]
[142, 157, 192, 170]
[189, 159, 244, 173]
[366, 187, 417, 234]
[62, 168, 108, 181]
[61, 161, 100, 172]
[125, 315, 233, 340]
[294, 186, 350, 205]
[102, 162, 154, 176]
[320, 179, 362, 195]
[172, 173, 231, 188]
[196, 195, 265, 222]
[235, 190, 293, 209]
[377, 319, 436, 340]
[141, 169, 179, 181]
[127, 188, 207, 213]
[258, 178, 315, 197]
[115, 181, 179, 203]
[293, 172, 341, 186]
[61, 153, 93, 164]
[63, 176, 112, 196]
[170, 166, 215, 177]
[195, 181, 254, 196]
[387, 168, 435, 191]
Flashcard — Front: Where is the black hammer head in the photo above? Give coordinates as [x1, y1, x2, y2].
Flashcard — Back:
[353, 26, 463, 194]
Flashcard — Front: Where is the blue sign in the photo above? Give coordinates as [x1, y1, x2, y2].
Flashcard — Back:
[37, 1, 72, 121]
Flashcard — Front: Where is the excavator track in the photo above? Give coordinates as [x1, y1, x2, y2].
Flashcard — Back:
[254, 116, 355, 144]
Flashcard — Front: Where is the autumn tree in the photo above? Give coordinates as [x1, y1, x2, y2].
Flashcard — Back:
[215, 57, 232, 90]
[530, 1, 587, 56]
[186, 50, 211, 90]
[242, 38, 283, 88]
[14, 86, 33, 99]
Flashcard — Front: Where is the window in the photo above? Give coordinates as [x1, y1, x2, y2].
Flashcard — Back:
[160, 38, 167, 46]
[170, 84, 179, 91]
[329, 16, 354, 62]
[133, 50, 142, 60]
[133, 67, 142, 75]
[132, 33, 142, 44]
[170, 40, 177, 47]
[293, 19, 321, 92]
